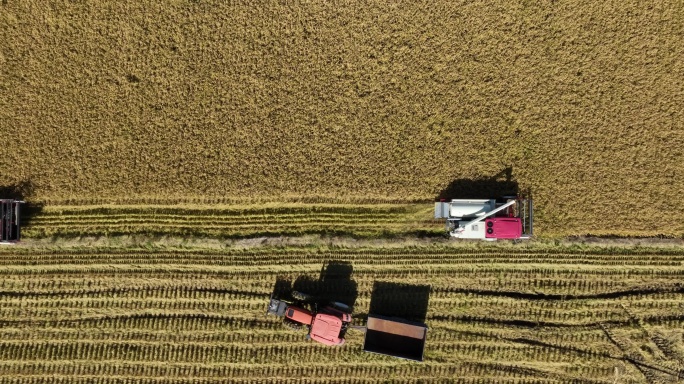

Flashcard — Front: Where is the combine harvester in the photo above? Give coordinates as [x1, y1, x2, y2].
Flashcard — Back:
[435, 196, 533, 240]
[267, 291, 428, 362]
[0, 199, 23, 244]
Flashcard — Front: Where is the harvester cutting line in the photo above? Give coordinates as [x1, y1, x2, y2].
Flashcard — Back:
[267, 291, 428, 361]
[435, 196, 533, 240]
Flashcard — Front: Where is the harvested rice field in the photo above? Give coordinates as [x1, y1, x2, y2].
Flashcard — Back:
[0, 245, 683, 383]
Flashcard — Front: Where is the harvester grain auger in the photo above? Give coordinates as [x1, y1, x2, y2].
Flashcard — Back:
[267, 291, 428, 361]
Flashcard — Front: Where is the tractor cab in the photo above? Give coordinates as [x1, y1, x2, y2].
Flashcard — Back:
[310, 313, 345, 346]
[0, 199, 23, 244]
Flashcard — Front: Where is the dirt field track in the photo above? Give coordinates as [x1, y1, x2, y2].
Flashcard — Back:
[0, 245, 683, 383]
[2, 0, 683, 237]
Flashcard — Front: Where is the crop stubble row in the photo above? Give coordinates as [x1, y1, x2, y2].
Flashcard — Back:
[0, 247, 681, 382]
[22, 205, 439, 239]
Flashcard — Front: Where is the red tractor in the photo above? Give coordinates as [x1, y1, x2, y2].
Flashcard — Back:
[267, 288, 429, 361]
[267, 291, 352, 346]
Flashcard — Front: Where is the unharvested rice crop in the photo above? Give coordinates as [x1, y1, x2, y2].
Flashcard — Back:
[1, 1, 683, 237]
[0, 245, 682, 383]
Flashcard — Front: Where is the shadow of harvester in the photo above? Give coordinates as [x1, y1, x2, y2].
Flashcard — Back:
[437, 167, 519, 201]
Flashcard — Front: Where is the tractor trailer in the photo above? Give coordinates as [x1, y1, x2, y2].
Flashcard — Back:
[267, 291, 427, 361]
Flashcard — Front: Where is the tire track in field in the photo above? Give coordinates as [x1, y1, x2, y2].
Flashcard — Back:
[2, 283, 682, 300]
[437, 283, 684, 301]
[0, 247, 682, 382]
[431, 314, 684, 329]
[0, 313, 273, 328]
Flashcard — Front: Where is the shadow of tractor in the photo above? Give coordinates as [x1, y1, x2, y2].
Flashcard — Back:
[292, 261, 358, 312]
[271, 261, 358, 311]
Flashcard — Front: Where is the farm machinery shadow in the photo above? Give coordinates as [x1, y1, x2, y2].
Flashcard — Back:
[0, 180, 43, 227]
[437, 167, 520, 201]
[369, 281, 431, 325]
[271, 261, 358, 313]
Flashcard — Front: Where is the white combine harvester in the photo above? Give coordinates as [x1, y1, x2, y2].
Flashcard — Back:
[435, 196, 533, 240]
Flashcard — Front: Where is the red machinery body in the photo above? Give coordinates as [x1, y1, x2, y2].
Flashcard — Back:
[485, 218, 522, 239]
[269, 294, 352, 346]
[285, 307, 313, 325]
[309, 313, 345, 346]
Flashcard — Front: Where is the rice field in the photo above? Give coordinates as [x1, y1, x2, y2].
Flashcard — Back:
[2, 0, 683, 237]
[0, 245, 683, 383]
[2, 1, 684, 382]
[21, 203, 441, 239]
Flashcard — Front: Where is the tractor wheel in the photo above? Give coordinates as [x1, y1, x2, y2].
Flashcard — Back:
[283, 318, 304, 331]
[292, 291, 313, 302]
